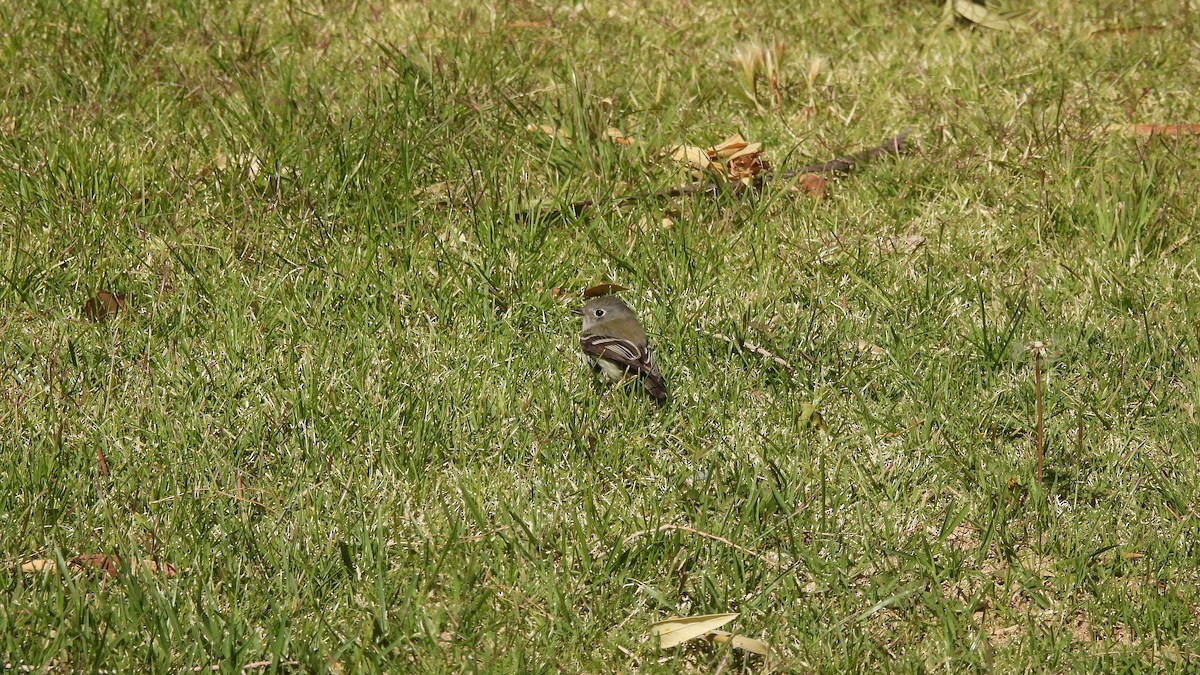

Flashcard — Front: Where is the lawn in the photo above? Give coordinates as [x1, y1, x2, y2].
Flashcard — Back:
[2, 0, 1199, 671]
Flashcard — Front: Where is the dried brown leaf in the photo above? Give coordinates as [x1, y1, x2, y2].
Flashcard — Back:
[605, 127, 636, 145]
[582, 283, 629, 298]
[726, 150, 770, 185]
[83, 291, 127, 321]
[795, 173, 828, 198]
[526, 123, 570, 139]
[71, 554, 177, 577]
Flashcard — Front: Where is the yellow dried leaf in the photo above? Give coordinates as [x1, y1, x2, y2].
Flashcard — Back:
[414, 182, 451, 200]
[954, 0, 1029, 31]
[709, 630, 771, 655]
[526, 123, 570, 139]
[670, 144, 717, 173]
[650, 613, 739, 649]
[725, 142, 762, 161]
[22, 555, 177, 577]
[709, 134, 748, 159]
[605, 127, 635, 145]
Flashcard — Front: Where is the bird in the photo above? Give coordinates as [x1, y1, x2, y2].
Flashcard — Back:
[571, 295, 668, 402]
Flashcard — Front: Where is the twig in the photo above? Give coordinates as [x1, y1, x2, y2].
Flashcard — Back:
[623, 524, 783, 569]
[242, 662, 299, 672]
[518, 130, 912, 220]
[1029, 342, 1046, 483]
[97, 446, 109, 478]
[709, 331, 798, 370]
[878, 418, 926, 440]
[149, 488, 279, 513]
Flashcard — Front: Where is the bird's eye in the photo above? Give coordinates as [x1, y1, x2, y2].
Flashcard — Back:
[594, 309, 606, 317]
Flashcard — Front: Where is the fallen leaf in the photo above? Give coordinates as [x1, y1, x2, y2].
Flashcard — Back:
[582, 283, 629, 298]
[83, 291, 127, 321]
[415, 181, 450, 199]
[725, 141, 762, 161]
[953, 0, 1030, 32]
[650, 613, 740, 649]
[799, 402, 825, 430]
[854, 340, 887, 358]
[709, 134, 750, 159]
[883, 234, 926, 254]
[605, 127, 636, 145]
[526, 123, 570, 139]
[709, 630, 770, 655]
[1103, 124, 1200, 137]
[670, 144, 718, 176]
[670, 135, 772, 184]
[215, 152, 262, 178]
[23, 555, 176, 577]
[21, 559, 56, 573]
[72, 554, 177, 577]
[726, 146, 770, 185]
[794, 173, 827, 198]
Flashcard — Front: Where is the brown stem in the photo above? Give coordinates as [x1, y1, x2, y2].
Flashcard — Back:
[1035, 351, 1044, 483]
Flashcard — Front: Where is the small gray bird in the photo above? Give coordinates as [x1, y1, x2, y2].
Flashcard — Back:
[571, 296, 668, 402]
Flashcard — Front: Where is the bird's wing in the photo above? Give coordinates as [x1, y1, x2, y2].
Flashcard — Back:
[579, 334, 668, 401]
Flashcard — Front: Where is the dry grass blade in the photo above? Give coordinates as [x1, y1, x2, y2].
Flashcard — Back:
[624, 523, 785, 568]
[1102, 123, 1200, 137]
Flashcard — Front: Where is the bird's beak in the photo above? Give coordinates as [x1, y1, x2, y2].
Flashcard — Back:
[569, 308, 584, 316]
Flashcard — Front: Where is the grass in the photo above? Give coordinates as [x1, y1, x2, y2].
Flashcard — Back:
[2, 0, 1199, 670]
